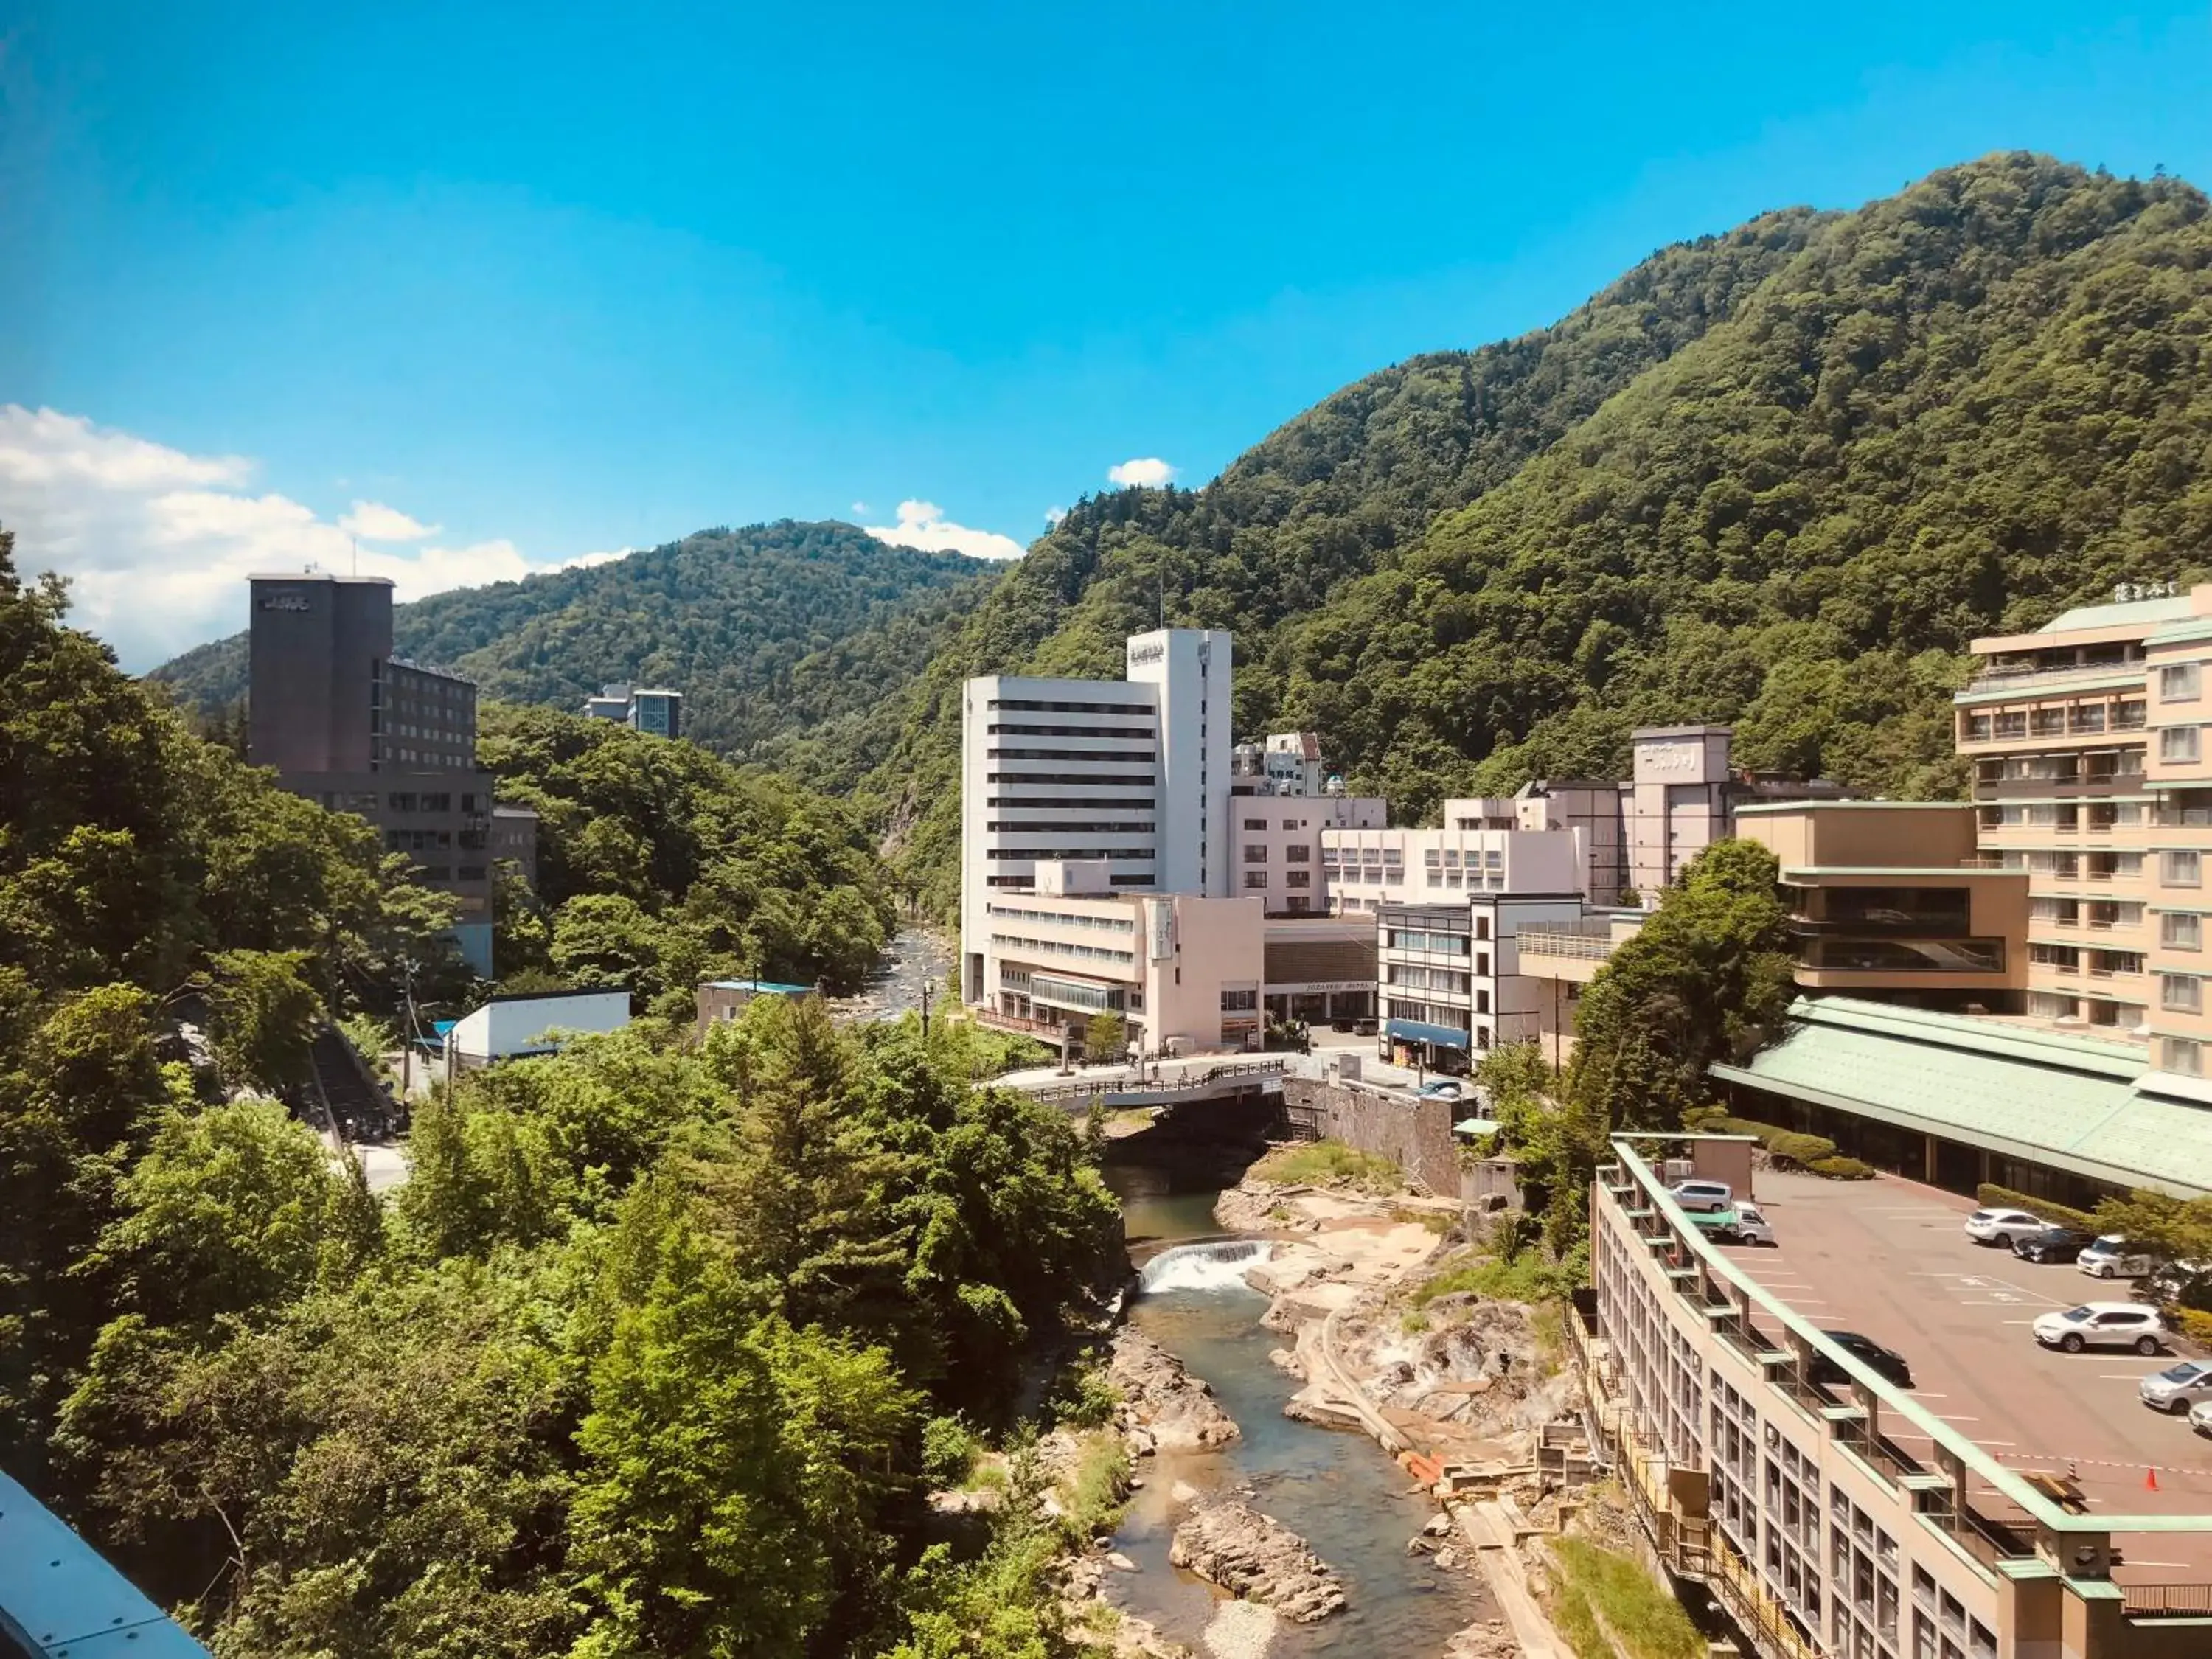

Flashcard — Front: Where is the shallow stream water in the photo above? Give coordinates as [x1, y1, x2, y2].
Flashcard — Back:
[1101, 1161, 1490, 1657]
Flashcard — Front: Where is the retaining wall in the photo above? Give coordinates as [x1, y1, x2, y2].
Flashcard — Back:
[1279, 1077, 1459, 1196]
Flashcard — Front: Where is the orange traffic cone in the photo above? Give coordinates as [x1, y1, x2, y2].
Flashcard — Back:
[2146, 1467, 2160, 1493]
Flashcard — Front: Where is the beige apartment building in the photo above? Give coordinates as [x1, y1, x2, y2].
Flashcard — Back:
[1956, 582, 2212, 1089]
[1590, 1138, 2212, 1659]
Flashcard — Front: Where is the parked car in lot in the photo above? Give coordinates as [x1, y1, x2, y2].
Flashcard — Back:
[1668, 1179, 1735, 1214]
[1964, 1207, 2045, 1248]
[1725, 1200, 1776, 1246]
[1811, 1331, 1915, 1390]
[1418, 1079, 1464, 1101]
[2012, 1225, 2090, 1265]
[2032, 1302, 2166, 1355]
[2078, 1235, 2154, 1280]
[2139, 1360, 2212, 1414]
[2191, 1398, 2212, 1438]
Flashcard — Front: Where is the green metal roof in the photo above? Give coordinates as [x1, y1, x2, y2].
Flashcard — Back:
[2039, 594, 2198, 633]
[1708, 996, 2212, 1197]
[1952, 673, 2143, 706]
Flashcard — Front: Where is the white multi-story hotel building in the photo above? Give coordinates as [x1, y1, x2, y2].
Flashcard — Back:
[959, 628, 1232, 1008]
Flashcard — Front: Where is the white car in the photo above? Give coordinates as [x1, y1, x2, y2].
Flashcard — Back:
[1669, 1179, 1735, 1215]
[2191, 1398, 2212, 1438]
[1964, 1208, 2044, 1249]
[2140, 1360, 2212, 1415]
[2078, 1235, 2154, 1281]
[2032, 1302, 2166, 1355]
[1728, 1200, 1777, 1247]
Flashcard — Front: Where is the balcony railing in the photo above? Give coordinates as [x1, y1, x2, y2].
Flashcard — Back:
[2124, 1583, 2212, 1619]
[1517, 929, 1622, 961]
[1967, 659, 2142, 693]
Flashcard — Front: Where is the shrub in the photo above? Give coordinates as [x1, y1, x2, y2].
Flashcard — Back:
[1060, 1430, 1131, 1540]
[1048, 1360, 1121, 1430]
[922, 1414, 980, 1488]
[1411, 1242, 1588, 1307]
[1548, 1537, 1703, 1659]
[1975, 1183, 2098, 1234]
[2173, 1308, 2212, 1346]
[1766, 1131, 1840, 1169]
[1807, 1155, 1876, 1180]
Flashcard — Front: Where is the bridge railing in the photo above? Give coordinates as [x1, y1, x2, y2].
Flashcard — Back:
[1017, 1057, 1286, 1107]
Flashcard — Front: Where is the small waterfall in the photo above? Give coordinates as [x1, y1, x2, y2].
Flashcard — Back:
[1139, 1239, 1273, 1295]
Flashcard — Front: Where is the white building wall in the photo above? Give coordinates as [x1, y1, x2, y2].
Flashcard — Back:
[960, 670, 1163, 998]
[1125, 628, 1232, 898]
[1232, 794, 1387, 913]
[450, 990, 632, 1062]
[1322, 826, 1585, 914]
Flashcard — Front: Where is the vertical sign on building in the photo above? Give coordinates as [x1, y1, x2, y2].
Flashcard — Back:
[1148, 897, 1177, 962]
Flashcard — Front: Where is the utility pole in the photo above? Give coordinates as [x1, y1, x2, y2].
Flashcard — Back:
[920, 979, 932, 1039]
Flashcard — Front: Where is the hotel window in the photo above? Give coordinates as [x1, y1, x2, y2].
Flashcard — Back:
[2163, 912, 2202, 950]
[1220, 988, 1257, 1012]
[2163, 974, 2202, 1014]
[2168, 1037, 2205, 1077]
[1243, 818, 1265, 830]
[2162, 726, 2202, 765]
[2164, 849, 2202, 887]
[1243, 845, 1267, 863]
[2163, 662, 2202, 702]
[1242, 870, 1268, 890]
[1286, 870, 1311, 888]
[1285, 844, 1310, 862]
[2071, 703, 2107, 734]
[2030, 707, 2066, 736]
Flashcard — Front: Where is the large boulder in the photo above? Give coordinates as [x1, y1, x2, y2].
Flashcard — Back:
[1168, 1500, 1346, 1622]
[1111, 1329, 1241, 1453]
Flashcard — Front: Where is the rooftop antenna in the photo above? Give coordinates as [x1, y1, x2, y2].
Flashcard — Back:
[1159, 557, 1166, 630]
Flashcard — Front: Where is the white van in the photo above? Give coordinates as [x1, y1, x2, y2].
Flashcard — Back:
[2076, 1235, 2152, 1281]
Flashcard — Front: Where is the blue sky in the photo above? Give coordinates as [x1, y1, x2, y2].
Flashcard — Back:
[4, 1, 2211, 668]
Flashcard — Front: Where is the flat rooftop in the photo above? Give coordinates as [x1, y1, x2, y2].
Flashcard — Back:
[1719, 1166, 2212, 1581]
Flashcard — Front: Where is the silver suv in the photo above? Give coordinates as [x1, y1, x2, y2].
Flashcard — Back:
[2140, 1360, 2212, 1414]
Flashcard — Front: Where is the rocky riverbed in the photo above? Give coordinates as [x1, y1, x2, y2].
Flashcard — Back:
[1110, 1328, 1242, 1454]
[1168, 1500, 1346, 1622]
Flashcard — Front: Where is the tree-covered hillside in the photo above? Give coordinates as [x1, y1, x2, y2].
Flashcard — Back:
[150, 521, 1001, 760]
[476, 702, 897, 1012]
[844, 154, 2212, 916]
[1282, 156, 2212, 813]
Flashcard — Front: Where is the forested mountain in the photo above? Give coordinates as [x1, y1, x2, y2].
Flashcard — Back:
[150, 521, 1001, 759]
[835, 155, 2212, 917]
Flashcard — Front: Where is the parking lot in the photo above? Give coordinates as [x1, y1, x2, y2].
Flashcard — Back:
[1716, 1167, 2212, 1576]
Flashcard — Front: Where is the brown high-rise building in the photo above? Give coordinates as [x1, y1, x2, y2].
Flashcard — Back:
[248, 573, 497, 974]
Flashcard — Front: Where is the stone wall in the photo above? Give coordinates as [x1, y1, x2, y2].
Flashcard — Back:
[1278, 1077, 1458, 1196]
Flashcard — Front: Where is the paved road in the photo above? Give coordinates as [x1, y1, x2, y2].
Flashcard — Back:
[1720, 1168, 2212, 1573]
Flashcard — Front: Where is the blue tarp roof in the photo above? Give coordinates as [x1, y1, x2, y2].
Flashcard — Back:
[703, 978, 815, 995]
[1386, 1017, 1470, 1049]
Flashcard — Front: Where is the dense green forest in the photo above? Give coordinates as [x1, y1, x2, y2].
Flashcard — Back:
[150, 521, 1001, 762]
[478, 701, 898, 1012]
[810, 155, 2212, 917]
[6, 527, 1125, 1656]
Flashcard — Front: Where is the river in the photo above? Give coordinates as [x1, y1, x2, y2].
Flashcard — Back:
[829, 925, 953, 1024]
[1103, 1161, 1491, 1657]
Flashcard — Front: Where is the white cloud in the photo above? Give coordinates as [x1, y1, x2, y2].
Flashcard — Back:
[1108, 456, 1175, 488]
[849, 499, 870, 516]
[0, 404, 632, 671]
[338, 499, 441, 541]
[1044, 505, 1068, 527]
[864, 498, 1025, 561]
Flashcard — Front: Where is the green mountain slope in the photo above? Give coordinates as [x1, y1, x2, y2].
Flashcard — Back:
[149, 520, 1000, 759]
[1282, 154, 2212, 810]
[858, 153, 2212, 918]
[829, 206, 1833, 911]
